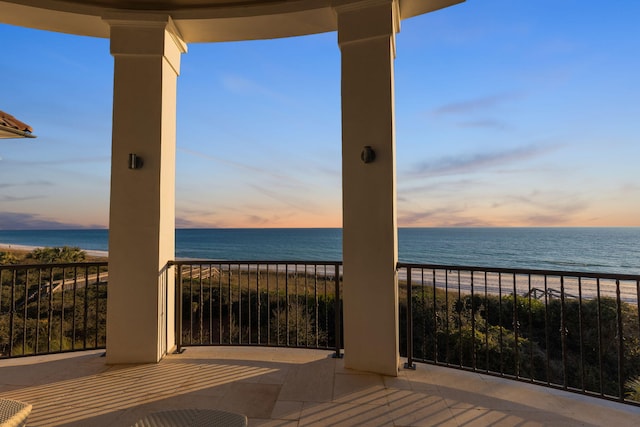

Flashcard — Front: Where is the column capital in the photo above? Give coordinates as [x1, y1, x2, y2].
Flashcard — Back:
[334, 0, 399, 56]
[105, 14, 187, 74]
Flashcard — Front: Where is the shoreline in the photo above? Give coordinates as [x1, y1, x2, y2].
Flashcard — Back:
[0, 242, 108, 258]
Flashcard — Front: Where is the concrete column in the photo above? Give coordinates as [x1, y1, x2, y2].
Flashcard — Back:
[105, 16, 186, 363]
[336, 0, 400, 376]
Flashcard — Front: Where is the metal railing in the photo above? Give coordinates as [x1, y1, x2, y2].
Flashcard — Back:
[171, 260, 343, 358]
[3, 258, 639, 406]
[398, 263, 640, 405]
[0, 262, 108, 358]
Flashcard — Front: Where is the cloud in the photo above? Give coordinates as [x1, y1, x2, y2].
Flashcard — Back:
[399, 179, 477, 196]
[247, 184, 320, 213]
[508, 192, 588, 212]
[0, 195, 46, 202]
[178, 147, 298, 184]
[398, 208, 493, 227]
[3, 156, 109, 167]
[456, 119, 509, 130]
[491, 192, 590, 226]
[519, 213, 575, 226]
[175, 216, 222, 229]
[406, 144, 557, 178]
[431, 92, 524, 116]
[220, 74, 289, 103]
[0, 212, 89, 230]
[0, 180, 55, 189]
[619, 182, 640, 193]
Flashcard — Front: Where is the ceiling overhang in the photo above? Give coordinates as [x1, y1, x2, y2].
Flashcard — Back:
[0, 0, 464, 42]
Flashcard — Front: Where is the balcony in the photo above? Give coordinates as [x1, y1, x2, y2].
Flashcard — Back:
[1, 346, 639, 426]
[1, 260, 639, 425]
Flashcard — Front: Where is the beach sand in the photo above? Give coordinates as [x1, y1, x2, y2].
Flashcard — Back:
[0, 242, 108, 259]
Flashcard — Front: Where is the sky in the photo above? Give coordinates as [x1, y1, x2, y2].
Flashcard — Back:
[1, 0, 639, 229]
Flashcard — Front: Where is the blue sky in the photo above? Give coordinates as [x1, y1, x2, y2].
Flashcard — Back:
[1, 0, 639, 229]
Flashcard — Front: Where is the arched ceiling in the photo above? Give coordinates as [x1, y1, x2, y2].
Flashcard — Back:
[0, 0, 463, 42]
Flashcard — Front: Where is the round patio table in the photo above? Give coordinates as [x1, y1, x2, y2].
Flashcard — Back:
[0, 398, 32, 427]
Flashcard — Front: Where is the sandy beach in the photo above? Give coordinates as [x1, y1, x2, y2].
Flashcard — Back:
[0, 242, 108, 258]
[2, 242, 637, 304]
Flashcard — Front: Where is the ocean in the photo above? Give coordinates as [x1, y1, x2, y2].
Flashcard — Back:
[0, 228, 639, 275]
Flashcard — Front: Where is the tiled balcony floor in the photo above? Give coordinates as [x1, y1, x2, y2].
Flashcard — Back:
[1, 347, 638, 426]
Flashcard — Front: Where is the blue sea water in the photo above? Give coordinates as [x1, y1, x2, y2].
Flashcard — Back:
[0, 228, 639, 275]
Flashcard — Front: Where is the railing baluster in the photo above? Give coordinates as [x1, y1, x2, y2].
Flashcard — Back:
[175, 263, 183, 353]
[578, 277, 585, 392]
[333, 263, 342, 359]
[498, 272, 503, 376]
[36, 268, 42, 353]
[47, 266, 53, 354]
[266, 264, 271, 346]
[444, 269, 449, 365]
[484, 271, 489, 374]
[199, 263, 204, 345]
[324, 265, 329, 349]
[208, 264, 214, 345]
[246, 263, 251, 345]
[22, 269, 29, 354]
[285, 264, 290, 347]
[295, 264, 299, 347]
[313, 265, 318, 348]
[528, 274, 533, 382]
[83, 265, 89, 350]
[432, 269, 437, 363]
[404, 266, 414, 369]
[71, 266, 77, 350]
[227, 264, 232, 345]
[513, 273, 519, 378]
[616, 279, 624, 401]
[276, 264, 280, 346]
[420, 268, 425, 361]
[218, 263, 223, 345]
[560, 275, 567, 389]
[9, 268, 17, 356]
[544, 274, 550, 385]
[471, 270, 476, 371]
[457, 270, 462, 368]
[597, 278, 603, 395]
[256, 264, 261, 345]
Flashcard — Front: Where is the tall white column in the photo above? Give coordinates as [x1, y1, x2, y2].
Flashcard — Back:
[336, 0, 400, 376]
[105, 16, 186, 363]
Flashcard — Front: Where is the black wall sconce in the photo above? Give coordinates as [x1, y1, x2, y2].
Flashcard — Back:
[361, 146, 376, 164]
[128, 153, 143, 170]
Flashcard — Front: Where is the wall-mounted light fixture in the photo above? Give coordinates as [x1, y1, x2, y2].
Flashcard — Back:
[128, 153, 143, 170]
[361, 146, 376, 164]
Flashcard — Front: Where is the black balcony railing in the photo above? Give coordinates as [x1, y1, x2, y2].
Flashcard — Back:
[171, 260, 343, 358]
[397, 263, 640, 405]
[2, 258, 639, 406]
[0, 262, 108, 358]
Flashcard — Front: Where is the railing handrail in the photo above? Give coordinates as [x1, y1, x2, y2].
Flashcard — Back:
[397, 261, 640, 281]
[172, 259, 640, 281]
[170, 260, 342, 266]
[0, 261, 108, 270]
